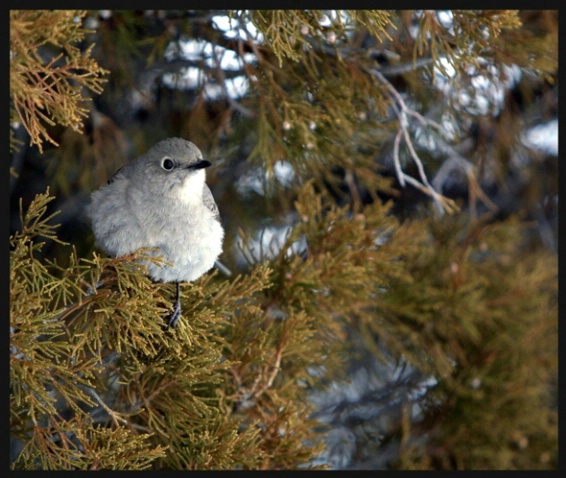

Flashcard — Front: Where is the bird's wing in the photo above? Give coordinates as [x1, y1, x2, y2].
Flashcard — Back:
[203, 184, 220, 220]
[106, 163, 132, 184]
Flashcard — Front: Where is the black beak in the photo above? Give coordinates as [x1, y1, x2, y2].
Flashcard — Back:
[189, 160, 211, 170]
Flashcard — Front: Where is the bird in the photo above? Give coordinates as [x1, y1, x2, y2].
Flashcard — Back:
[88, 138, 224, 327]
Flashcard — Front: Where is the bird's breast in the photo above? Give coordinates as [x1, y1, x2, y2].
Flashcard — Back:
[175, 170, 206, 205]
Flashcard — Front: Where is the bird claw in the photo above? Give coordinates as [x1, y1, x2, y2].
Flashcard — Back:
[166, 300, 182, 328]
[164, 282, 183, 328]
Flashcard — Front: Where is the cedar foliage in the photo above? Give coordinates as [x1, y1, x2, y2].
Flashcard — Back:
[10, 10, 557, 470]
[10, 10, 107, 153]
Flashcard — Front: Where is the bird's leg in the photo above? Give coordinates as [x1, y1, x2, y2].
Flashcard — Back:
[166, 282, 182, 328]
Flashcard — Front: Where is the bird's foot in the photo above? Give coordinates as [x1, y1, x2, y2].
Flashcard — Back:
[166, 300, 182, 328]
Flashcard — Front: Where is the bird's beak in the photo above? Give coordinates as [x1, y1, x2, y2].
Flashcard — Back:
[188, 160, 212, 170]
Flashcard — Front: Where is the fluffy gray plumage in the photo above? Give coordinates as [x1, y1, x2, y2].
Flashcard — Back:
[88, 138, 224, 283]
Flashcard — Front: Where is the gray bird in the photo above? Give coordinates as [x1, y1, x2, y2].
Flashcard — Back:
[88, 138, 224, 327]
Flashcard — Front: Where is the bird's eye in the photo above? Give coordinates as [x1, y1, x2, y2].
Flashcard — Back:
[161, 157, 174, 171]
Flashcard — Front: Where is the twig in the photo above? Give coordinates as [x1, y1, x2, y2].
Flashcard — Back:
[79, 385, 128, 426]
[400, 173, 459, 214]
[253, 347, 283, 398]
[392, 129, 405, 187]
[231, 345, 283, 411]
[431, 141, 499, 220]
[368, 67, 459, 214]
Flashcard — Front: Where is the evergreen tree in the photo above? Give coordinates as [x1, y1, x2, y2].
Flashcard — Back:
[10, 10, 557, 470]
